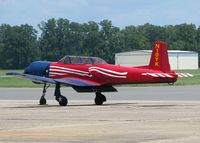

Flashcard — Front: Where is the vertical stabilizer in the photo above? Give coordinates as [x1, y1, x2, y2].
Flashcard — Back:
[149, 41, 171, 72]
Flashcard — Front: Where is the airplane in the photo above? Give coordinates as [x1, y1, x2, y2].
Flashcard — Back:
[7, 41, 193, 106]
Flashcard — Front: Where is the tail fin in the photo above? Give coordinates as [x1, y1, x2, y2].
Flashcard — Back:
[149, 41, 171, 72]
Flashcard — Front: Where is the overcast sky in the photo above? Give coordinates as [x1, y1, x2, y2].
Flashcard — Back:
[1, 0, 200, 30]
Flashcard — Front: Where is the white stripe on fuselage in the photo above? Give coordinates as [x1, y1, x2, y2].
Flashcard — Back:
[49, 65, 127, 78]
[89, 66, 127, 75]
[50, 66, 89, 74]
[89, 69, 127, 78]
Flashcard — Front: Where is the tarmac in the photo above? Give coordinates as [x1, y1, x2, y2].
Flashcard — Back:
[0, 86, 200, 143]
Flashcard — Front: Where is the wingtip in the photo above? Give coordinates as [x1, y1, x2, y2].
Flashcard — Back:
[6, 72, 21, 75]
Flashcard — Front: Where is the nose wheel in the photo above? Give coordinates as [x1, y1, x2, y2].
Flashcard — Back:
[95, 92, 106, 105]
[39, 83, 50, 105]
[40, 96, 46, 105]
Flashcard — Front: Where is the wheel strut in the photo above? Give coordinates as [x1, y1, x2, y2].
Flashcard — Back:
[39, 83, 50, 105]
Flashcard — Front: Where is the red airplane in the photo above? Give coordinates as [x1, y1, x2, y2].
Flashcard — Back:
[7, 41, 193, 106]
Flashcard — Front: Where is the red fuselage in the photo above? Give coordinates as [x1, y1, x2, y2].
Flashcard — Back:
[49, 62, 178, 85]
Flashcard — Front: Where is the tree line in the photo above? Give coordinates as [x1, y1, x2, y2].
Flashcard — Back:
[0, 18, 200, 69]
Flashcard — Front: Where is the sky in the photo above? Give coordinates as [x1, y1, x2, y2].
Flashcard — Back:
[1, 0, 200, 31]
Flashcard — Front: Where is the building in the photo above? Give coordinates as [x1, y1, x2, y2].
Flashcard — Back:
[115, 50, 199, 70]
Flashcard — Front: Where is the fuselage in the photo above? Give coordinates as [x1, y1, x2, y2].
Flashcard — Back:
[50, 62, 178, 84]
[24, 60, 178, 86]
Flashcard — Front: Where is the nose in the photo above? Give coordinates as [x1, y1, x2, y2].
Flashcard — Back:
[24, 61, 52, 76]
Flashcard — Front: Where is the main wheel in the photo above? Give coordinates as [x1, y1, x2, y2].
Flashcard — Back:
[56, 95, 68, 106]
[95, 96, 104, 105]
[40, 96, 46, 105]
[95, 92, 106, 105]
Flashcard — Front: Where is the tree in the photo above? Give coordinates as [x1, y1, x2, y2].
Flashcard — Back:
[0, 24, 39, 69]
[173, 24, 197, 51]
[1, 19, 200, 69]
[96, 20, 120, 63]
[119, 25, 149, 52]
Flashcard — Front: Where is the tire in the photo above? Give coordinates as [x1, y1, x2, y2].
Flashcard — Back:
[40, 96, 46, 105]
[57, 95, 68, 106]
[95, 96, 103, 105]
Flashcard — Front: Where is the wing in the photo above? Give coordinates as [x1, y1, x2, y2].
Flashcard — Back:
[6, 72, 101, 86]
[54, 78, 101, 86]
[6, 72, 117, 92]
[6, 72, 56, 84]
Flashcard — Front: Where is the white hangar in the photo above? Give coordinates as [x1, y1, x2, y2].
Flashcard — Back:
[115, 50, 199, 70]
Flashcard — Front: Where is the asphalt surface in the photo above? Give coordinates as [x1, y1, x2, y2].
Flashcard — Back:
[0, 100, 200, 143]
[0, 86, 200, 101]
[0, 86, 200, 143]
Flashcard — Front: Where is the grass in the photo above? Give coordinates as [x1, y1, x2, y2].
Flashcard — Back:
[0, 69, 200, 87]
[0, 70, 42, 87]
[173, 69, 200, 85]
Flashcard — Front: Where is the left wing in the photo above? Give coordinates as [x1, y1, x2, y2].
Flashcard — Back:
[6, 72, 101, 86]
[54, 78, 101, 86]
[7, 72, 56, 84]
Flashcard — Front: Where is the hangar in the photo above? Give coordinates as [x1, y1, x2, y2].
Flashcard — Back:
[115, 50, 199, 70]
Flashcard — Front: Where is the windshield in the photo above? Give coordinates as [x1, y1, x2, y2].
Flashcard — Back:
[58, 56, 107, 64]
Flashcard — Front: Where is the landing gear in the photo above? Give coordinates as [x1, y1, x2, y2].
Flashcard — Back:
[40, 96, 46, 105]
[95, 92, 106, 105]
[39, 83, 50, 105]
[55, 84, 68, 106]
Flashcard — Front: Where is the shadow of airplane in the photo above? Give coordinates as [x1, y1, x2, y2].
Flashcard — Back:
[3, 102, 138, 109]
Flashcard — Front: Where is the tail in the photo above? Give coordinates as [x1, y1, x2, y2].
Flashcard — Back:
[149, 41, 171, 72]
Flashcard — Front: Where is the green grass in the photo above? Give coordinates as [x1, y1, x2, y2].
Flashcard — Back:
[0, 69, 200, 87]
[173, 69, 200, 85]
[0, 70, 42, 87]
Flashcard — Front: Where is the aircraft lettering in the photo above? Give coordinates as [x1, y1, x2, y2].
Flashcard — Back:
[154, 43, 160, 67]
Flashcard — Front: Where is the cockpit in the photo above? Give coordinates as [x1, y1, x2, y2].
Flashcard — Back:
[58, 55, 107, 65]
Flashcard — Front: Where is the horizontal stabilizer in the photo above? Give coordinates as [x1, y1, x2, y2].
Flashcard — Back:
[141, 72, 173, 78]
[176, 73, 194, 78]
